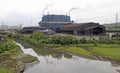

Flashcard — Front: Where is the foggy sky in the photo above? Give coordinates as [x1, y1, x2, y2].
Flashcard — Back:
[0, 0, 120, 26]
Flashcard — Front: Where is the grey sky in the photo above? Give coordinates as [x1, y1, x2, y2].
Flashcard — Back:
[0, 0, 120, 26]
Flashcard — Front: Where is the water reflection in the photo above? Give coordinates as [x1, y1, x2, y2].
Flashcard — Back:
[24, 55, 120, 73]
[16, 41, 120, 73]
[28, 45, 72, 60]
[15, 39, 72, 59]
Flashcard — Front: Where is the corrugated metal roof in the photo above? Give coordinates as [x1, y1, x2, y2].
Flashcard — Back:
[61, 22, 104, 31]
[84, 26, 99, 29]
[61, 22, 98, 28]
[62, 24, 84, 28]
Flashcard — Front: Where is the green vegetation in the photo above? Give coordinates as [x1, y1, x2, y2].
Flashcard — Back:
[11, 32, 120, 45]
[11, 32, 120, 62]
[15, 39, 67, 59]
[92, 44, 120, 60]
[20, 54, 37, 63]
[57, 45, 94, 58]
[56, 44, 120, 61]
[0, 35, 20, 56]
[0, 67, 13, 73]
[0, 35, 21, 73]
[11, 33, 78, 45]
[0, 34, 38, 73]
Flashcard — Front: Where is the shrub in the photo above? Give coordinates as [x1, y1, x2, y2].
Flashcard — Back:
[11, 34, 25, 39]
[0, 35, 17, 54]
[61, 36, 74, 45]
[28, 32, 50, 44]
[50, 35, 63, 44]
[79, 38, 88, 44]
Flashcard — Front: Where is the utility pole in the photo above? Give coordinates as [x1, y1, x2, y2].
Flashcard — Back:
[1, 21, 4, 30]
[116, 13, 118, 25]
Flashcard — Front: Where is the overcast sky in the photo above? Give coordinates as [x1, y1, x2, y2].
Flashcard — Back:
[0, 0, 120, 26]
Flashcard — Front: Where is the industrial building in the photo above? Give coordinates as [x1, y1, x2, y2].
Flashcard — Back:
[60, 22, 105, 35]
[38, 15, 73, 32]
[38, 14, 105, 35]
[21, 27, 46, 34]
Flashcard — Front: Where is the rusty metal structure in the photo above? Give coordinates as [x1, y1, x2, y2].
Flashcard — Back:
[60, 22, 105, 35]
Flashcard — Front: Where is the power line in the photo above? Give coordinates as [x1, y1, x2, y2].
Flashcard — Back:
[74, 13, 120, 24]
[70, 0, 120, 24]
[96, 0, 120, 7]
[67, 1, 120, 24]
[77, 13, 116, 20]
[116, 13, 118, 24]
[74, 0, 120, 14]
[1, 21, 4, 30]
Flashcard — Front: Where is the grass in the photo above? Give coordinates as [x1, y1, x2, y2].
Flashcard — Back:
[56, 44, 120, 61]
[66, 46, 93, 57]
[0, 41, 22, 73]
[20, 54, 37, 63]
[57, 45, 95, 58]
[0, 36, 38, 73]
[0, 67, 13, 73]
[14, 38, 120, 62]
[92, 44, 120, 60]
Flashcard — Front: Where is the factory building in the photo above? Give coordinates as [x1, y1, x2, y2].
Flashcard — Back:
[38, 15, 73, 32]
[60, 22, 105, 35]
[38, 14, 105, 35]
[21, 27, 46, 34]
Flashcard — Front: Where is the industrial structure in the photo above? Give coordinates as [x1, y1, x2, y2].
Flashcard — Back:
[38, 14, 105, 35]
[21, 27, 46, 34]
[60, 22, 105, 35]
[39, 15, 73, 32]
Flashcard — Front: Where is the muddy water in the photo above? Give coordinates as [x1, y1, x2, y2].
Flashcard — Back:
[16, 43, 120, 73]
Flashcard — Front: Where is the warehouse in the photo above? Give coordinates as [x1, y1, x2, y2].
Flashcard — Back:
[60, 22, 105, 35]
[21, 27, 46, 34]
